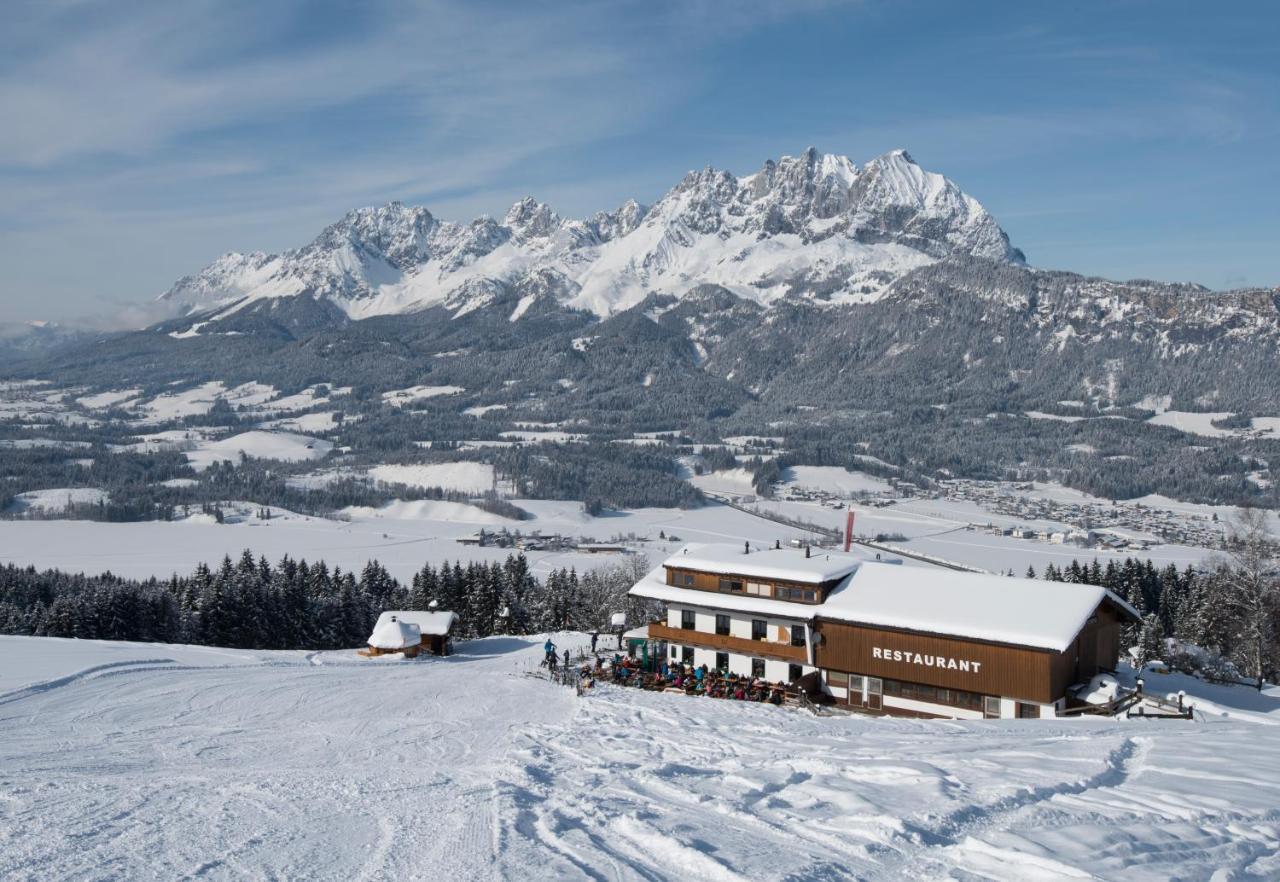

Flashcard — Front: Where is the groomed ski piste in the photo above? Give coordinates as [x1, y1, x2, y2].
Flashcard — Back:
[2, 634, 1278, 880]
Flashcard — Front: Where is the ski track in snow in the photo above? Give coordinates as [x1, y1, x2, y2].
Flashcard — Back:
[1, 636, 1278, 880]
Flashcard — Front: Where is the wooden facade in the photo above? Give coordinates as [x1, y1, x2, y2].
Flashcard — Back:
[664, 565, 834, 604]
[648, 622, 807, 663]
[814, 600, 1129, 705]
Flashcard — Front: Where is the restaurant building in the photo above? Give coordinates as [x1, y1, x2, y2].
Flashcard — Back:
[629, 543, 1139, 719]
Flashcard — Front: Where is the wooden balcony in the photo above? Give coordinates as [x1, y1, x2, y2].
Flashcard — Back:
[647, 622, 807, 663]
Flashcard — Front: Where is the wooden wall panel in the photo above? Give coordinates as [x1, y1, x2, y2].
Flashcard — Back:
[648, 622, 806, 663]
[815, 621, 1060, 703]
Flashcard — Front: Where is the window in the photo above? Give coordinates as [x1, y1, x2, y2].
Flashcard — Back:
[719, 578, 743, 593]
[671, 646, 678, 660]
[681, 609, 695, 630]
[751, 619, 767, 641]
[751, 658, 765, 678]
[746, 581, 771, 597]
[681, 647, 694, 665]
[715, 652, 729, 671]
[788, 663, 803, 683]
[983, 696, 1001, 719]
[790, 624, 807, 647]
[682, 573, 694, 587]
[826, 670, 849, 687]
[1017, 702, 1040, 719]
[776, 585, 818, 603]
[715, 614, 730, 636]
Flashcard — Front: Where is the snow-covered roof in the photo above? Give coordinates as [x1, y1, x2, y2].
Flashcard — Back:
[630, 566, 818, 620]
[375, 610, 458, 637]
[663, 543, 864, 585]
[622, 625, 649, 640]
[819, 563, 1138, 652]
[368, 618, 422, 650]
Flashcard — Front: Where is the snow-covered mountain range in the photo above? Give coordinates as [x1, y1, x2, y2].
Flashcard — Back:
[161, 148, 1023, 324]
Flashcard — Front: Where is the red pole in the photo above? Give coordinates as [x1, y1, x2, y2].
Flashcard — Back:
[844, 510, 854, 552]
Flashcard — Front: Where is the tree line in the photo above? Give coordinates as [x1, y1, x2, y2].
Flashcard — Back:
[0, 551, 657, 651]
[1031, 508, 1280, 689]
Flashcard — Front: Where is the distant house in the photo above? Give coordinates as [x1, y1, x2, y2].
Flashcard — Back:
[371, 610, 460, 656]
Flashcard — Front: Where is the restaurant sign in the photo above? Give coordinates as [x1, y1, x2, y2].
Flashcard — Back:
[872, 646, 982, 674]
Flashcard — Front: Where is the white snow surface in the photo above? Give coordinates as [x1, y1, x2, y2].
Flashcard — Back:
[374, 610, 458, 636]
[666, 543, 864, 584]
[367, 617, 421, 649]
[2, 634, 1280, 880]
[185, 431, 333, 471]
[367, 461, 498, 493]
[5, 487, 108, 514]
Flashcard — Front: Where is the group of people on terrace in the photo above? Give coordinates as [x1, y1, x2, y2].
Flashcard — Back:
[590, 654, 789, 705]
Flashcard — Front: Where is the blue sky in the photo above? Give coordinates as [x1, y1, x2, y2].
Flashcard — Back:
[1, 0, 1276, 324]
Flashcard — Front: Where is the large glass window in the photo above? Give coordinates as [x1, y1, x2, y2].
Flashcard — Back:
[682, 573, 694, 587]
[746, 582, 772, 597]
[983, 696, 1001, 719]
[790, 624, 807, 647]
[1017, 702, 1040, 719]
[681, 609, 695, 630]
[715, 652, 729, 671]
[718, 578, 744, 593]
[751, 619, 767, 641]
[751, 658, 766, 678]
[826, 670, 849, 687]
[788, 663, 803, 683]
[715, 614, 730, 636]
[681, 647, 694, 665]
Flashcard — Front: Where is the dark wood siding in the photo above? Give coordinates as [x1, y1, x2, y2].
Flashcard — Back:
[649, 622, 807, 663]
[815, 620, 1061, 703]
[664, 566, 834, 604]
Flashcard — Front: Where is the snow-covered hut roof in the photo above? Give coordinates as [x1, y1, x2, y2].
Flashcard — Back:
[368, 617, 422, 650]
[819, 562, 1139, 652]
[375, 610, 458, 637]
[630, 565, 819, 620]
[663, 543, 864, 585]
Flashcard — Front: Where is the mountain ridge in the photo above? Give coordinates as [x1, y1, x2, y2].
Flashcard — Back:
[160, 148, 1024, 328]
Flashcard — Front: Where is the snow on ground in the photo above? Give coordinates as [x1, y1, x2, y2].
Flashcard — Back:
[0, 500, 824, 583]
[367, 462, 500, 493]
[5, 487, 108, 514]
[1147, 410, 1236, 438]
[75, 388, 141, 410]
[2, 635, 1278, 880]
[257, 410, 346, 433]
[499, 430, 586, 443]
[687, 468, 759, 496]
[463, 404, 508, 417]
[748, 496, 1217, 572]
[781, 465, 893, 495]
[381, 385, 465, 406]
[185, 431, 333, 471]
[341, 499, 514, 524]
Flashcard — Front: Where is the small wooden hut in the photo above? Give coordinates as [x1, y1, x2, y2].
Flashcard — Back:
[363, 616, 423, 658]
[371, 610, 459, 657]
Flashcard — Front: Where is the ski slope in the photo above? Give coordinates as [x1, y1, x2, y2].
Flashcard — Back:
[1, 635, 1278, 880]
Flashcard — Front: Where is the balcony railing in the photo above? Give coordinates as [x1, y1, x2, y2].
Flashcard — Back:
[648, 622, 807, 662]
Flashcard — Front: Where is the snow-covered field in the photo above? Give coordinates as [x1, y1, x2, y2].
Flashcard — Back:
[367, 461, 502, 493]
[185, 431, 334, 471]
[1, 634, 1278, 880]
